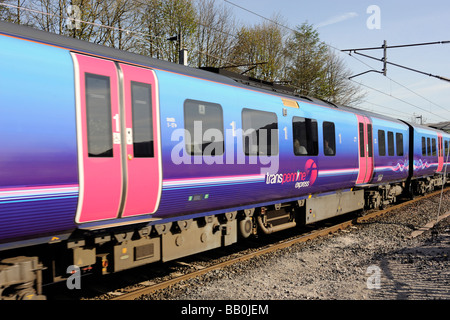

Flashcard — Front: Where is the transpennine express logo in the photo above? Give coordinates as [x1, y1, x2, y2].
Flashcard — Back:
[265, 159, 318, 189]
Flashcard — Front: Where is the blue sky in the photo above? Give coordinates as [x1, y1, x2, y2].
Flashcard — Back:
[221, 0, 450, 124]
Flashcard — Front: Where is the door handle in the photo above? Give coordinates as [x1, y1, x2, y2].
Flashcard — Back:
[126, 128, 133, 145]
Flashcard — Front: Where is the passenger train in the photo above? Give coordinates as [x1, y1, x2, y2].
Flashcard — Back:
[0, 21, 449, 299]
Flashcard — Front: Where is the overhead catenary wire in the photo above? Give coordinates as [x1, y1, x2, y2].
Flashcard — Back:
[3, 1, 448, 122]
[0, 2, 246, 68]
[222, 0, 450, 122]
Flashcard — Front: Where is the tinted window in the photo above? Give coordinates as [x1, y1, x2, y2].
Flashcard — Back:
[367, 124, 373, 157]
[85, 73, 113, 157]
[359, 123, 365, 157]
[422, 137, 426, 156]
[184, 99, 224, 156]
[242, 108, 278, 156]
[378, 130, 386, 156]
[323, 121, 336, 156]
[387, 131, 394, 156]
[427, 137, 431, 156]
[446, 140, 449, 158]
[292, 117, 318, 156]
[131, 81, 154, 158]
[432, 138, 437, 156]
[396, 133, 403, 156]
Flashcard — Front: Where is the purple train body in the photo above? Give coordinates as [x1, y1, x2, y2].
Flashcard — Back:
[0, 22, 449, 299]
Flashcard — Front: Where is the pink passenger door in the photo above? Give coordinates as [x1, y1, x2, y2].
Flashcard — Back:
[72, 54, 161, 224]
[437, 134, 444, 172]
[118, 63, 162, 217]
[356, 115, 374, 184]
[72, 54, 123, 223]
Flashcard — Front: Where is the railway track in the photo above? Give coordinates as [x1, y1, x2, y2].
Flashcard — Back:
[100, 186, 449, 301]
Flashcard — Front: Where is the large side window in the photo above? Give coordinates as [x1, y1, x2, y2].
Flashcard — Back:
[131, 81, 154, 158]
[367, 124, 373, 157]
[85, 73, 113, 157]
[422, 137, 426, 156]
[378, 130, 386, 156]
[292, 117, 318, 156]
[387, 131, 395, 156]
[184, 99, 224, 156]
[359, 123, 365, 157]
[427, 137, 431, 156]
[432, 138, 437, 156]
[242, 108, 278, 156]
[446, 140, 449, 158]
[323, 121, 336, 156]
[396, 133, 404, 156]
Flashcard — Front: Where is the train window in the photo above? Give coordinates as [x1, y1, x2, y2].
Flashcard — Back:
[367, 124, 373, 157]
[292, 117, 318, 156]
[131, 81, 154, 158]
[427, 137, 431, 156]
[396, 133, 404, 156]
[387, 131, 395, 156]
[422, 137, 426, 156]
[323, 121, 336, 156]
[378, 130, 386, 156]
[432, 138, 437, 156]
[446, 140, 449, 158]
[184, 99, 224, 156]
[85, 73, 113, 157]
[242, 108, 278, 156]
[359, 123, 365, 157]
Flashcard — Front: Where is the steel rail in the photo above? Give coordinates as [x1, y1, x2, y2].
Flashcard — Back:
[110, 187, 450, 300]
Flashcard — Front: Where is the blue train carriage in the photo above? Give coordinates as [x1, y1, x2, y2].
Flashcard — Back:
[409, 122, 449, 194]
[156, 68, 363, 228]
[368, 115, 410, 209]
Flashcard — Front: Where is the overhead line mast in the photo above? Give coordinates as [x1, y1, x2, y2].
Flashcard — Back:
[342, 40, 450, 82]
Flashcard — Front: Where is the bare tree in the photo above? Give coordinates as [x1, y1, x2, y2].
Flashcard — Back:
[193, 0, 236, 68]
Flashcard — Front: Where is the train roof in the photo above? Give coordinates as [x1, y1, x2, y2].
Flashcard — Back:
[2, 20, 444, 133]
[0, 20, 237, 86]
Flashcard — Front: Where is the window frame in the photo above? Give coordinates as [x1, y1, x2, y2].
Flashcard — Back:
[378, 130, 386, 156]
[396, 133, 404, 156]
[131, 81, 154, 158]
[292, 116, 318, 156]
[322, 121, 336, 156]
[387, 131, 395, 156]
[242, 108, 279, 156]
[183, 99, 225, 156]
[85, 72, 113, 158]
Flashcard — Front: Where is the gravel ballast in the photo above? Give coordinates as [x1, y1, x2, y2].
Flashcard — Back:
[140, 191, 450, 300]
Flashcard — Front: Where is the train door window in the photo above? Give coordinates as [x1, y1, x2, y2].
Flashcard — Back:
[427, 137, 431, 156]
[242, 108, 278, 156]
[323, 121, 335, 156]
[85, 73, 113, 157]
[422, 137, 426, 156]
[445, 140, 449, 158]
[367, 124, 373, 157]
[396, 133, 404, 156]
[359, 123, 365, 157]
[292, 117, 318, 156]
[378, 130, 386, 156]
[131, 81, 154, 158]
[387, 131, 394, 156]
[432, 138, 437, 156]
[184, 99, 224, 156]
